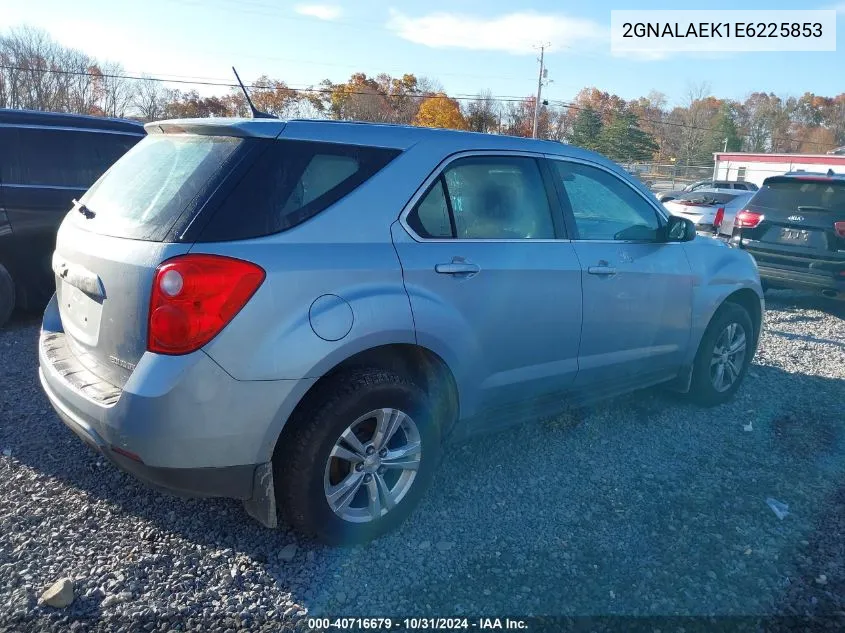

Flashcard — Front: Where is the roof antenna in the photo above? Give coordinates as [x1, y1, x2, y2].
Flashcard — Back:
[232, 66, 277, 119]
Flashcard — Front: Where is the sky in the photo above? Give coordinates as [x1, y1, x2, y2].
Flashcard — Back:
[2, 0, 844, 107]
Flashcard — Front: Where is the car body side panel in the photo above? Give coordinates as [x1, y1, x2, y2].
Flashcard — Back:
[390, 222, 483, 416]
[197, 236, 417, 381]
[571, 241, 693, 387]
[196, 142, 476, 382]
[682, 237, 765, 365]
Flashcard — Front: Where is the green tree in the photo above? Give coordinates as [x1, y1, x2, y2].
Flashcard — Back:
[598, 111, 658, 161]
[569, 106, 603, 151]
[708, 103, 742, 154]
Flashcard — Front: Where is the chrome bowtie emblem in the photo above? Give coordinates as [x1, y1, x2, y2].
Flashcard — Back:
[787, 215, 805, 222]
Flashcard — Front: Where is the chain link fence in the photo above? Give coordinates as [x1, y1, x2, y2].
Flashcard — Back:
[621, 163, 715, 192]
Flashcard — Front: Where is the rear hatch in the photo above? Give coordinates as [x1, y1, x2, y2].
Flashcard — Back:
[737, 176, 845, 278]
[52, 128, 265, 389]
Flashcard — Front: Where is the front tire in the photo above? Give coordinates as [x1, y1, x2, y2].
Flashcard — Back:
[0, 263, 15, 329]
[687, 302, 754, 407]
[275, 368, 441, 545]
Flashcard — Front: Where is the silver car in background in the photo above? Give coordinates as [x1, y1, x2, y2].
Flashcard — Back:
[38, 119, 764, 545]
[664, 190, 756, 238]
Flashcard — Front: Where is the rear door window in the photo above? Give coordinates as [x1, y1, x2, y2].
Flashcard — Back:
[198, 140, 401, 241]
[71, 134, 245, 241]
[407, 178, 453, 238]
[406, 156, 556, 240]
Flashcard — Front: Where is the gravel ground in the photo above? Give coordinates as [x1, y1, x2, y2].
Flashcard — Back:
[1, 290, 844, 632]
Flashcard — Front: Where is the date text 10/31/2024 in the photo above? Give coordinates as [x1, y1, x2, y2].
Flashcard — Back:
[307, 618, 529, 630]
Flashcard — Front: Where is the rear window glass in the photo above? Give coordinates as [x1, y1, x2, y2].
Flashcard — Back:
[751, 179, 845, 213]
[677, 192, 739, 205]
[197, 139, 401, 241]
[72, 135, 243, 241]
[1, 128, 140, 188]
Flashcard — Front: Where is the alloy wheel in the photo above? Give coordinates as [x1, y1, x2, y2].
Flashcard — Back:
[323, 408, 422, 523]
[710, 322, 747, 392]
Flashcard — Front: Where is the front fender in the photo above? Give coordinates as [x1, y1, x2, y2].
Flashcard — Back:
[683, 238, 765, 366]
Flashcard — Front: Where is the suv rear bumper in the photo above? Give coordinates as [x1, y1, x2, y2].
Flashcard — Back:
[38, 294, 316, 521]
[758, 265, 845, 296]
[38, 367, 259, 499]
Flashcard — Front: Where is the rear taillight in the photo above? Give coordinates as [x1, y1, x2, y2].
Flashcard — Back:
[148, 254, 265, 355]
[835, 221, 845, 238]
[735, 210, 764, 229]
[713, 207, 725, 229]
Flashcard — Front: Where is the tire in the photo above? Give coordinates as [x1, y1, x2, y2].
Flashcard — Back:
[0, 263, 15, 329]
[687, 302, 754, 407]
[275, 368, 441, 545]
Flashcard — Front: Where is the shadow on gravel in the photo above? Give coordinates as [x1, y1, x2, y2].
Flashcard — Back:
[6, 352, 845, 621]
[767, 329, 845, 351]
[0, 310, 42, 331]
[764, 289, 845, 320]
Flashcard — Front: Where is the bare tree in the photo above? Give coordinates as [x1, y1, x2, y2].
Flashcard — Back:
[465, 90, 500, 133]
[132, 75, 167, 121]
[97, 62, 132, 117]
[679, 82, 711, 164]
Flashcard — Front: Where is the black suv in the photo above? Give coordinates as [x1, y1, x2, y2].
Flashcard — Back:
[0, 109, 145, 327]
[729, 171, 845, 299]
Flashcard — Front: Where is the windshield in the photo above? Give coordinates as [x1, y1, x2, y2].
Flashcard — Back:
[70, 134, 244, 241]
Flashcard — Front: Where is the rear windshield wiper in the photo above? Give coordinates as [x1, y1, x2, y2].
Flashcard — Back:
[72, 199, 96, 219]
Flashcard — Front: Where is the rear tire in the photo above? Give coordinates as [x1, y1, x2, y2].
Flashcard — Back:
[0, 263, 15, 329]
[275, 368, 441, 545]
[687, 302, 754, 407]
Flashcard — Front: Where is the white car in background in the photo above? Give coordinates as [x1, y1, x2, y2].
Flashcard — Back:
[663, 190, 755, 238]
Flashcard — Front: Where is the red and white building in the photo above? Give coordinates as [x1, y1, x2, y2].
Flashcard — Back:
[712, 152, 845, 187]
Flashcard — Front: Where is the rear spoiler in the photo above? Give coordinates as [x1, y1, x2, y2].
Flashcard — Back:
[144, 118, 286, 139]
[764, 170, 845, 186]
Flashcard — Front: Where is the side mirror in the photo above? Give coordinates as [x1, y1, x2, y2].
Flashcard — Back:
[665, 215, 696, 242]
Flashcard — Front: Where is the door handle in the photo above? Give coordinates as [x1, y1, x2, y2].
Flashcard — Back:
[435, 262, 480, 276]
[587, 261, 617, 276]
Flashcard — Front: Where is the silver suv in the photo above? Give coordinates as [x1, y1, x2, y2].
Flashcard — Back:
[38, 119, 764, 544]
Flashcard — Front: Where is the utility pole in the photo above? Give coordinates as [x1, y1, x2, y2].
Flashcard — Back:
[532, 43, 550, 139]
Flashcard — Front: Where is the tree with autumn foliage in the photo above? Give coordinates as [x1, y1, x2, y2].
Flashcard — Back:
[5, 24, 845, 156]
[319, 72, 439, 124]
[414, 93, 468, 130]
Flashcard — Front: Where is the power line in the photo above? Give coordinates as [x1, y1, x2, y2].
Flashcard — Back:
[0, 63, 529, 103]
[1, 62, 837, 150]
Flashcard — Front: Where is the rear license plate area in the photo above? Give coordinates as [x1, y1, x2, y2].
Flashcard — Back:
[778, 228, 811, 244]
[58, 281, 103, 346]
